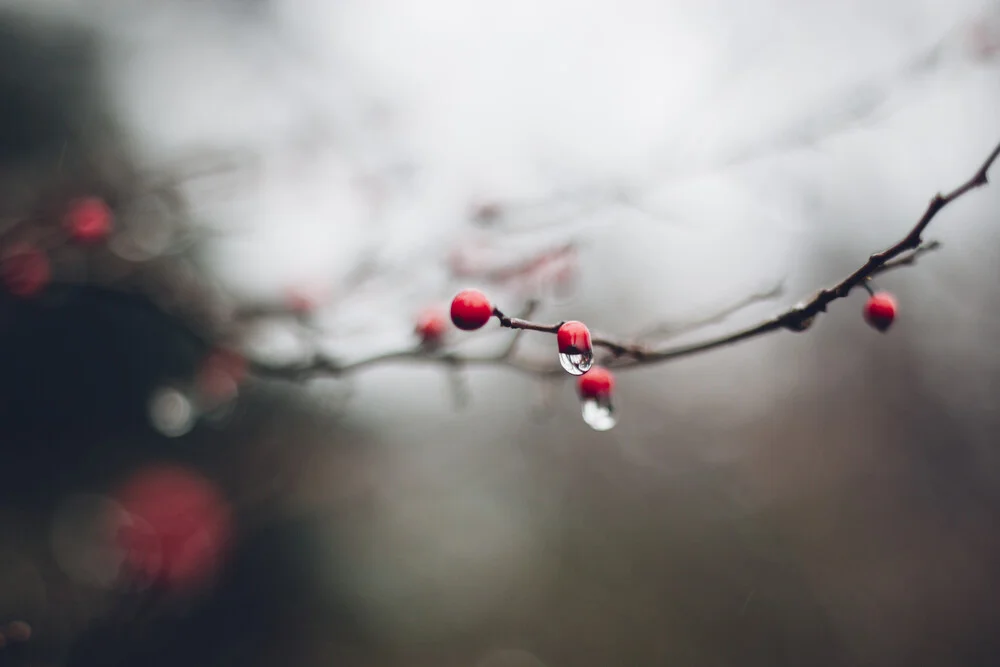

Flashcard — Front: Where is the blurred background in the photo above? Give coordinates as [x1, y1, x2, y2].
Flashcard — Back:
[1, 0, 999, 665]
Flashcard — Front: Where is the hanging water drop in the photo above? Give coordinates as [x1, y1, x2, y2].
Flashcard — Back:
[556, 320, 594, 376]
[559, 350, 593, 375]
[581, 398, 617, 431]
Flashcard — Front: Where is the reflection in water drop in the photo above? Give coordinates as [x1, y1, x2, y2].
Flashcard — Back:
[581, 398, 617, 431]
[558, 350, 593, 376]
[149, 386, 196, 437]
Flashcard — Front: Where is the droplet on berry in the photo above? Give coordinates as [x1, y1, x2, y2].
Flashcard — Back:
[577, 366, 617, 431]
[863, 291, 897, 332]
[557, 320, 593, 375]
[415, 307, 448, 346]
[65, 196, 113, 244]
[1, 243, 50, 297]
[450, 289, 493, 330]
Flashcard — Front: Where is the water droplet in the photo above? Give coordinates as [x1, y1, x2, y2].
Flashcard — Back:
[581, 398, 617, 431]
[149, 386, 196, 437]
[559, 350, 593, 375]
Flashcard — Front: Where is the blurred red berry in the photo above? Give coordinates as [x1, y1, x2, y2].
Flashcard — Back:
[114, 465, 232, 592]
[450, 289, 492, 330]
[557, 320, 592, 355]
[1, 244, 50, 297]
[863, 291, 897, 332]
[65, 196, 113, 244]
[197, 348, 247, 401]
[577, 366, 615, 400]
[415, 307, 448, 345]
[447, 248, 476, 278]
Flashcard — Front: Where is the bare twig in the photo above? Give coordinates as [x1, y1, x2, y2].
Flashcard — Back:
[632, 281, 786, 342]
[499, 299, 540, 359]
[595, 141, 999, 368]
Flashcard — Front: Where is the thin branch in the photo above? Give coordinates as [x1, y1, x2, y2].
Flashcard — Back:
[250, 301, 555, 382]
[872, 240, 941, 274]
[245, 139, 998, 383]
[632, 280, 786, 342]
[598, 142, 1000, 368]
[498, 299, 540, 359]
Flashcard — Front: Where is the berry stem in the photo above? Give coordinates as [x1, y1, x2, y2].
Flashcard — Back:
[492, 307, 563, 334]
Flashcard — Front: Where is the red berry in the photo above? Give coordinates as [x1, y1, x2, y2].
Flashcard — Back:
[415, 307, 448, 344]
[1, 244, 50, 297]
[863, 291, 897, 332]
[65, 196, 113, 244]
[197, 348, 247, 401]
[557, 320, 592, 355]
[114, 465, 232, 591]
[577, 366, 615, 400]
[450, 289, 493, 330]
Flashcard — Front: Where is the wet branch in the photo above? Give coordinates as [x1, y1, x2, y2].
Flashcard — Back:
[249, 138, 998, 381]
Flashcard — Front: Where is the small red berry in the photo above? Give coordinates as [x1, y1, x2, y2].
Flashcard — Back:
[450, 289, 493, 331]
[577, 366, 615, 400]
[197, 348, 247, 401]
[557, 320, 592, 355]
[1, 244, 50, 297]
[415, 307, 448, 345]
[863, 291, 897, 332]
[65, 196, 113, 244]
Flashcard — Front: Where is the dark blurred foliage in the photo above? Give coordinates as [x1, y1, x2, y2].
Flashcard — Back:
[1, 3, 1000, 667]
